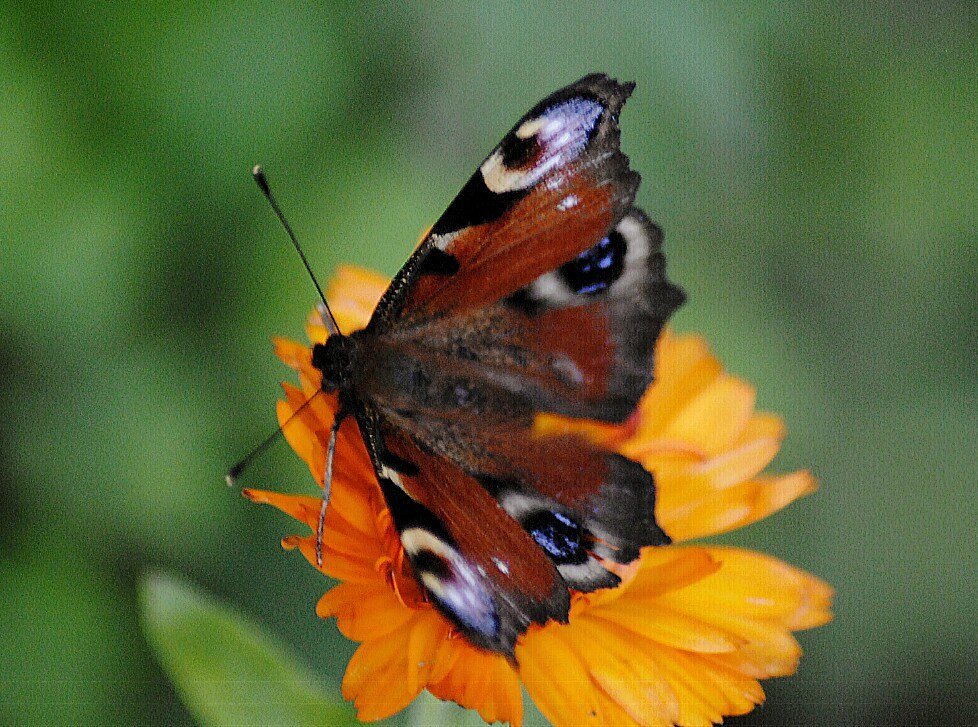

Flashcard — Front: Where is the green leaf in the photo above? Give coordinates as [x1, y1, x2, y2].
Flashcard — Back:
[139, 572, 352, 727]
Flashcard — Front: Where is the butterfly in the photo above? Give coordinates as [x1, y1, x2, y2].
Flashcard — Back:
[250, 74, 684, 658]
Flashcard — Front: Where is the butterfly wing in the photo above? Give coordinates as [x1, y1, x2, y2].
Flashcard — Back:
[375, 427, 569, 656]
[369, 73, 639, 327]
[350, 74, 683, 656]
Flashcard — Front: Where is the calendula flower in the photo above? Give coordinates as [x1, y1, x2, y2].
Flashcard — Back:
[245, 265, 833, 726]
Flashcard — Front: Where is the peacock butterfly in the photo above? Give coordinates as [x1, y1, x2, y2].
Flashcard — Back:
[236, 74, 685, 657]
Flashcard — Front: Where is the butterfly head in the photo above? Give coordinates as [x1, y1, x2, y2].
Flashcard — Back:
[312, 334, 358, 393]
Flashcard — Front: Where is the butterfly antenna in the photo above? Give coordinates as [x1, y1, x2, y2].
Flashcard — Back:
[251, 164, 340, 336]
[226, 390, 324, 487]
[316, 409, 346, 567]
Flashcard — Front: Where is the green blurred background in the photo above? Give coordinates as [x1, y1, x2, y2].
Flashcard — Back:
[2, 2, 975, 725]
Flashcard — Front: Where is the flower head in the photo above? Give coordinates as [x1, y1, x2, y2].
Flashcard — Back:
[245, 265, 833, 726]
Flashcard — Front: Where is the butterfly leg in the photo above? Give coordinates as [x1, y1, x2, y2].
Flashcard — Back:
[315, 408, 346, 566]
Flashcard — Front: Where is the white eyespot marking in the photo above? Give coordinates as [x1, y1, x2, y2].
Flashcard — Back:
[550, 353, 584, 387]
[557, 194, 579, 211]
[498, 490, 545, 520]
[420, 571, 448, 597]
[515, 114, 566, 140]
[557, 560, 602, 584]
[430, 231, 456, 251]
[480, 99, 605, 195]
[480, 150, 533, 194]
[613, 213, 653, 297]
[515, 116, 548, 139]
[401, 528, 498, 637]
[521, 210, 655, 307]
[380, 465, 404, 489]
[526, 270, 577, 307]
[400, 527, 455, 559]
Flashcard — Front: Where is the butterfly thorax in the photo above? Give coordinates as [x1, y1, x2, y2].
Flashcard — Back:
[312, 334, 359, 394]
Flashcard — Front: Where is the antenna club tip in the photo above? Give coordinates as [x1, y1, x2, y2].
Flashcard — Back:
[252, 164, 270, 194]
[225, 468, 240, 488]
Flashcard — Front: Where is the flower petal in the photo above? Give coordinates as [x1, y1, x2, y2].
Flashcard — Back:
[658, 375, 756, 457]
[427, 637, 524, 727]
[565, 616, 681, 726]
[316, 582, 416, 642]
[633, 332, 723, 439]
[660, 471, 817, 541]
[656, 547, 833, 678]
[519, 623, 609, 726]
[649, 644, 764, 725]
[324, 264, 390, 335]
[273, 336, 312, 370]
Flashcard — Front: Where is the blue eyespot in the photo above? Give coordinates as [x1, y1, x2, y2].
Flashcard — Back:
[526, 510, 589, 565]
[558, 229, 627, 295]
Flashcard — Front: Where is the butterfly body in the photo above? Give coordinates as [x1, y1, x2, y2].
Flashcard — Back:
[309, 74, 684, 657]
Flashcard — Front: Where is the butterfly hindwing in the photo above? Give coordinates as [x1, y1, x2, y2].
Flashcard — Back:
[502, 206, 686, 422]
[376, 428, 570, 657]
[371, 406, 670, 595]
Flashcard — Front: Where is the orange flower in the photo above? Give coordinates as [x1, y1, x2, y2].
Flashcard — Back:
[245, 265, 833, 726]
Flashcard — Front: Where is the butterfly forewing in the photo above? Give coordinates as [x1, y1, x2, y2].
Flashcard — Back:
[369, 74, 639, 327]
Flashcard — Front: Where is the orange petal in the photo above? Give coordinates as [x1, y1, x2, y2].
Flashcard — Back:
[317, 581, 416, 641]
[532, 412, 625, 448]
[273, 336, 311, 370]
[565, 617, 680, 725]
[325, 264, 390, 335]
[655, 547, 833, 678]
[592, 605, 741, 655]
[649, 645, 764, 725]
[732, 412, 785, 447]
[660, 471, 817, 541]
[427, 638, 524, 727]
[342, 617, 433, 721]
[518, 623, 612, 726]
[658, 375, 756, 456]
[694, 547, 834, 630]
[689, 434, 784, 490]
[277, 395, 325, 482]
[624, 547, 720, 597]
[634, 332, 723, 439]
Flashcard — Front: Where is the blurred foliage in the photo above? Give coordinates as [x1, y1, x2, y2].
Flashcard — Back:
[140, 572, 350, 726]
[1, 2, 975, 725]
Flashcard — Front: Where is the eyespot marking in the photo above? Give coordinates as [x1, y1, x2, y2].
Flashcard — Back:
[400, 527, 499, 638]
[524, 510, 589, 565]
[380, 467, 404, 488]
[558, 229, 627, 296]
[480, 97, 604, 194]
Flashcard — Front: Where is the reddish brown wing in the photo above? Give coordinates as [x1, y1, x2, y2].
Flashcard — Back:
[378, 428, 569, 657]
[373, 402, 669, 595]
[368, 74, 638, 327]
[363, 209, 684, 425]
